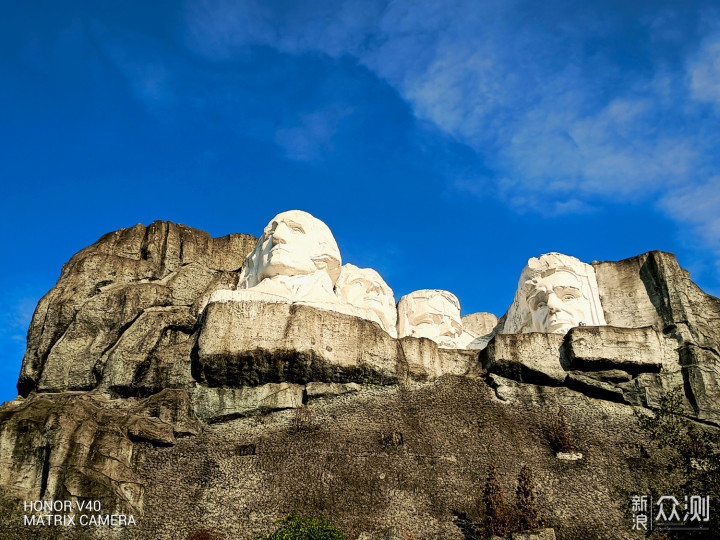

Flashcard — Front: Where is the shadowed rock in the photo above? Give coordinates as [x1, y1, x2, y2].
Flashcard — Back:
[18, 221, 257, 396]
[3, 222, 720, 538]
[0, 390, 199, 514]
[195, 299, 476, 387]
[594, 251, 720, 422]
[480, 333, 566, 386]
[563, 326, 664, 375]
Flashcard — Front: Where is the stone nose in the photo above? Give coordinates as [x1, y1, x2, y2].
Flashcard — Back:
[271, 222, 289, 245]
[368, 283, 382, 295]
[439, 318, 457, 336]
[547, 293, 562, 314]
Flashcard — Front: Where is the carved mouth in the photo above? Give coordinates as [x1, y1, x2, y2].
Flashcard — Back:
[547, 320, 572, 331]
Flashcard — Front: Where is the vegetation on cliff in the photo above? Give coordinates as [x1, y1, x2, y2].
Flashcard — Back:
[255, 512, 346, 540]
[635, 388, 720, 537]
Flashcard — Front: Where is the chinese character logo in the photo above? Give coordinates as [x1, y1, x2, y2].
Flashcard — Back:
[631, 495, 710, 532]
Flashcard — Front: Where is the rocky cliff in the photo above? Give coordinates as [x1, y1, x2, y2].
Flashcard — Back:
[18, 221, 257, 397]
[1, 222, 719, 539]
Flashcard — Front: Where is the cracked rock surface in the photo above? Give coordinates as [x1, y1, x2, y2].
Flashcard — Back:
[2, 224, 719, 539]
[19, 221, 257, 396]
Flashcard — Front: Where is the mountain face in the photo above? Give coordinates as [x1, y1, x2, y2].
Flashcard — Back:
[1, 221, 719, 539]
[18, 221, 257, 397]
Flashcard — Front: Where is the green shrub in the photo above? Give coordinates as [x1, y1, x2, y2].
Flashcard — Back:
[635, 388, 720, 538]
[255, 512, 347, 540]
[549, 406, 576, 453]
[515, 464, 542, 531]
[482, 463, 512, 536]
[294, 405, 315, 432]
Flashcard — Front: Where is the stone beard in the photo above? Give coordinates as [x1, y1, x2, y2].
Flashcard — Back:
[503, 252, 607, 335]
[397, 289, 467, 348]
[335, 264, 398, 338]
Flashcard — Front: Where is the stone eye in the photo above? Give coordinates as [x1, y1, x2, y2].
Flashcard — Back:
[563, 294, 575, 301]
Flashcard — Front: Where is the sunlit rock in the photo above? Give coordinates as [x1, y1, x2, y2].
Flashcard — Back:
[397, 289, 475, 349]
[335, 263, 398, 337]
[503, 252, 606, 335]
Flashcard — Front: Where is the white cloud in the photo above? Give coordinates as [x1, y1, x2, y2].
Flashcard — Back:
[661, 177, 720, 250]
[90, 22, 175, 111]
[180, 0, 720, 263]
[183, 0, 386, 59]
[0, 294, 38, 345]
[688, 31, 720, 107]
[274, 104, 353, 162]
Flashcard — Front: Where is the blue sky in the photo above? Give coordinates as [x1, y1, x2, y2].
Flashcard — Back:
[1, 0, 719, 401]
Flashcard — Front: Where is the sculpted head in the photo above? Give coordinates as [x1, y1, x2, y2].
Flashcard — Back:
[503, 253, 606, 335]
[240, 210, 341, 288]
[397, 289, 463, 348]
[336, 264, 397, 336]
[525, 269, 591, 333]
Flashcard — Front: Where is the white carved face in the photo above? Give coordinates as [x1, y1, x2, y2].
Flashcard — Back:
[526, 270, 592, 334]
[399, 290, 463, 348]
[255, 210, 340, 282]
[336, 264, 396, 333]
[502, 252, 607, 336]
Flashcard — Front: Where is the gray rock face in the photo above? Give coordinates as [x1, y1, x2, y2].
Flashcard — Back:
[191, 383, 305, 422]
[196, 300, 400, 387]
[13, 221, 480, 424]
[480, 252, 720, 426]
[462, 311, 499, 336]
[680, 343, 720, 424]
[4, 221, 720, 539]
[195, 299, 477, 388]
[480, 333, 566, 386]
[594, 251, 720, 423]
[0, 390, 199, 514]
[18, 221, 257, 396]
[463, 311, 500, 350]
[481, 322, 711, 414]
[564, 326, 664, 374]
[565, 372, 628, 404]
[305, 382, 361, 398]
[100, 306, 197, 395]
[594, 251, 720, 344]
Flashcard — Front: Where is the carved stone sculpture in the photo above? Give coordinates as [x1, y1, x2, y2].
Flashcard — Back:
[503, 252, 606, 335]
[242, 209, 341, 298]
[207, 210, 344, 308]
[397, 289, 473, 348]
[5, 210, 720, 539]
[207, 211, 395, 331]
[335, 263, 398, 337]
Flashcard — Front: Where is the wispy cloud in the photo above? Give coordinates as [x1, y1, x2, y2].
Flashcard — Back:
[0, 293, 38, 347]
[179, 0, 720, 260]
[274, 104, 354, 161]
[661, 177, 720, 250]
[183, 0, 386, 60]
[688, 28, 720, 108]
[89, 21, 175, 113]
